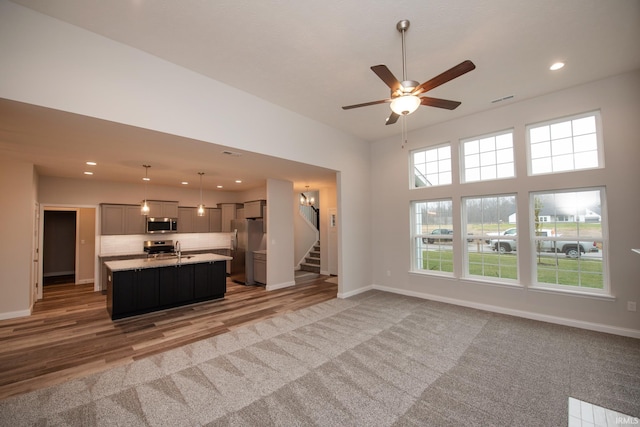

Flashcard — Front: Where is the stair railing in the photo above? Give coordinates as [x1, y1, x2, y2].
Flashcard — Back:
[299, 196, 319, 231]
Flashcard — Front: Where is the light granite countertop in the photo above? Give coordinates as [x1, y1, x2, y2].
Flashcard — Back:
[104, 253, 232, 272]
[99, 246, 230, 258]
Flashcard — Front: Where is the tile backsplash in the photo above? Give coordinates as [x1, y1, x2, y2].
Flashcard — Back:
[100, 232, 232, 255]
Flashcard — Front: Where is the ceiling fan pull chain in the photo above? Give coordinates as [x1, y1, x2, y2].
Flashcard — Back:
[401, 116, 407, 149]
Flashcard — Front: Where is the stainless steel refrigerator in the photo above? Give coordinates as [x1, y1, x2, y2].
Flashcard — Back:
[230, 219, 265, 285]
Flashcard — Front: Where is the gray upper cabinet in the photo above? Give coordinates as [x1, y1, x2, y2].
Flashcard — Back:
[124, 205, 145, 234]
[177, 207, 194, 233]
[219, 203, 243, 232]
[147, 200, 179, 218]
[101, 204, 145, 235]
[178, 207, 221, 233]
[209, 208, 222, 232]
[244, 200, 266, 218]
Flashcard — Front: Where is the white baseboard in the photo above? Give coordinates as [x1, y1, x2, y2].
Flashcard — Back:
[76, 278, 93, 285]
[266, 280, 296, 291]
[337, 284, 373, 299]
[371, 283, 640, 339]
[0, 308, 31, 321]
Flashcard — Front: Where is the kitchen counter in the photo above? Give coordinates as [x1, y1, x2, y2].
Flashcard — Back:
[105, 253, 231, 272]
[99, 246, 230, 258]
[105, 254, 231, 320]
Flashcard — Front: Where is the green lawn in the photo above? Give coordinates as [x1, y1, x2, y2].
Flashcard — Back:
[422, 250, 603, 288]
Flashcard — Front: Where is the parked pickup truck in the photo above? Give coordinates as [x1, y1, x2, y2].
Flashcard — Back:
[490, 230, 598, 258]
[484, 227, 517, 244]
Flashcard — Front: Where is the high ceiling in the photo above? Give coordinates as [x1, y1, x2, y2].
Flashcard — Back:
[2, 0, 639, 191]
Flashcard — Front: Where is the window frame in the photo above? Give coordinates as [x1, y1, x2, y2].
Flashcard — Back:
[526, 110, 604, 176]
[460, 128, 515, 184]
[410, 198, 455, 276]
[462, 193, 520, 285]
[409, 142, 452, 189]
[529, 187, 609, 295]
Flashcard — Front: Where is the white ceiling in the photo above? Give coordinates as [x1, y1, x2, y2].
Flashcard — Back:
[2, 0, 639, 191]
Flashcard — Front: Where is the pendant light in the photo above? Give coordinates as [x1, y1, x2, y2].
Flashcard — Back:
[300, 185, 315, 206]
[141, 165, 151, 215]
[197, 172, 205, 216]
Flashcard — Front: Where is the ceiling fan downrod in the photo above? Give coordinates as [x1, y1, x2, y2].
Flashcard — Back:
[397, 20, 410, 83]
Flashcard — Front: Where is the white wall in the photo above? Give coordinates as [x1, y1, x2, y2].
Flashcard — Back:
[266, 179, 296, 290]
[370, 70, 640, 336]
[0, 1, 371, 315]
[39, 175, 252, 207]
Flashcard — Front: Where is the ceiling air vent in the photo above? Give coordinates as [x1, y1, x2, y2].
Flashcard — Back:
[222, 150, 242, 157]
[491, 95, 515, 104]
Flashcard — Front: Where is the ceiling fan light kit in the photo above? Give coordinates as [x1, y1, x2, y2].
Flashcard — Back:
[342, 19, 476, 128]
[390, 95, 421, 116]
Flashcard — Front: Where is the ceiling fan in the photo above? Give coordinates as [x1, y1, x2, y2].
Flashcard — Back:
[342, 20, 476, 125]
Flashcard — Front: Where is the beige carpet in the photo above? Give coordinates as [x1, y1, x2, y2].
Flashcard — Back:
[0, 290, 638, 426]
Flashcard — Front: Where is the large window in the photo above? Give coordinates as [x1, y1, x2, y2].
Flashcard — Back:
[411, 143, 452, 188]
[531, 189, 605, 291]
[411, 199, 454, 275]
[528, 111, 602, 175]
[408, 111, 609, 297]
[461, 130, 514, 183]
[463, 194, 518, 282]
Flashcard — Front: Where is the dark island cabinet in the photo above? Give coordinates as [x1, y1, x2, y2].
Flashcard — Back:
[194, 261, 226, 299]
[106, 258, 227, 320]
[108, 268, 159, 318]
[159, 264, 195, 306]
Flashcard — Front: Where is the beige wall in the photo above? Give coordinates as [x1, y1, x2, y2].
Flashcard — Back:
[370, 70, 640, 336]
[0, 158, 35, 318]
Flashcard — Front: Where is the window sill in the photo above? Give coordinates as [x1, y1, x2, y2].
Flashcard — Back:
[409, 269, 455, 279]
[529, 285, 615, 301]
[460, 277, 524, 290]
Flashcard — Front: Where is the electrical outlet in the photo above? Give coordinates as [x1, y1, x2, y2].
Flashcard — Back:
[627, 301, 637, 312]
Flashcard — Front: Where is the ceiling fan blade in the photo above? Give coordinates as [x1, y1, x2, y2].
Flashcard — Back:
[342, 99, 391, 110]
[413, 60, 476, 95]
[371, 65, 401, 92]
[385, 112, 400, 125]
[420, 97, 462, 110]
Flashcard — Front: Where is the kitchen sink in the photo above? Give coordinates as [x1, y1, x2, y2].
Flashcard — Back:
[145, 254, 194, 261]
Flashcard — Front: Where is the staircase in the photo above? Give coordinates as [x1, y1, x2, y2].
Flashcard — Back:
[300, 241, 321, 273]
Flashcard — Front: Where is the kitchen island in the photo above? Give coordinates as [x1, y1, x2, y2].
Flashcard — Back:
[105, 253, 231, 320]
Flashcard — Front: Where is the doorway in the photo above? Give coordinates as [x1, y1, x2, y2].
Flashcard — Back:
[43, 210, 77, 285]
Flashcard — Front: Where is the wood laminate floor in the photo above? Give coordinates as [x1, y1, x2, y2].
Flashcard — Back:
[0, 274, 337, 400]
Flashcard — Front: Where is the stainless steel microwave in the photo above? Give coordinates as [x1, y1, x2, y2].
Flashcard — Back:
[146, 218, 178, 234]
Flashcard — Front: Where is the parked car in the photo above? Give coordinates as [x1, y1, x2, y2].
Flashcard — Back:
[422, 229, 453, 244]
[490, 229, 598, 258]
[484, 227, 517, 244]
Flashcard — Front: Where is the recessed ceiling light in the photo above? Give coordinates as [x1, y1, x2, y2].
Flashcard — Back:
[235, 180, 242, 184]
[550, 62, 565, 71]
[217, 185, 223, 189]
[181, 181, 189, 185]
[84, 171, 93, 175]
[143, 177, 150, 181]
[86, 161, 97, 166]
